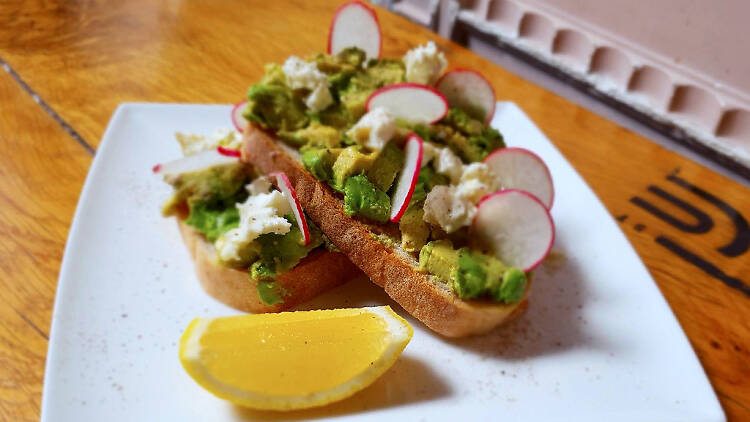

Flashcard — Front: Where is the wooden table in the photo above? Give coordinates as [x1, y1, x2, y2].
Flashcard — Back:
[0, 1, 748, 420]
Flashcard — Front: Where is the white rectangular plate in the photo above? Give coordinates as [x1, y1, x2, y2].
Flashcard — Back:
[42, 103, 725, 421]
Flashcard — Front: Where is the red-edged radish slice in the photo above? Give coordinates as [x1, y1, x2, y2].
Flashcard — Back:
[153, 148, 238, 176]
[390, 133, 424, 222]
[471, 189, 554, 272]
[366, 83, 448, 124]
[217, 146, 241, 158]
[327, 1, 381, 59]
[483, 147, 554, 209]
[269, 171, 311, 245]
[232, 100, 248, 133]
[436, 69, 496, 124]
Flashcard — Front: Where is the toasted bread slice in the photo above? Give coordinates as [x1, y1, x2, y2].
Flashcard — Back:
[177, 219, 362, 313]
[242, 125, 530, 337]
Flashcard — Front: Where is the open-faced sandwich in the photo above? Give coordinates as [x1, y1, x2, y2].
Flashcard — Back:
[237, 1, 555, 337]
[156, 128, 361, 313]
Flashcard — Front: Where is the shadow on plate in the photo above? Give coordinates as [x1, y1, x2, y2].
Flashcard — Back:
[232, 355, 451, 421]
[446, 244, 614, 360]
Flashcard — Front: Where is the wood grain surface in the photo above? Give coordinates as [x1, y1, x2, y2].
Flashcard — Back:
[0, 70, 91, 421]
[0, 0, 748, 420]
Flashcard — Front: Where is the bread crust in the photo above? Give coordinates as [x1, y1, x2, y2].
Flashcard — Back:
[242, 125, 530, 337]
[177, 220, 361, 313]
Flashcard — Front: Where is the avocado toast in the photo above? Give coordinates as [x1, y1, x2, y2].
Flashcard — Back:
[236, 3, 556, 337]
[157, 129, 361, 313]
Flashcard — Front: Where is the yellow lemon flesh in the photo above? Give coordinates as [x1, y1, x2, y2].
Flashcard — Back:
[179, 306, 413, 410]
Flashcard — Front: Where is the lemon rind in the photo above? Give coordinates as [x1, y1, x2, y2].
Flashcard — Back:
[180, 306, 414, 410]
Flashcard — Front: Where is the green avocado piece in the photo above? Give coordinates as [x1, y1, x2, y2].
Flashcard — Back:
[251, 216, 324, 278]
[343, 175, 390, 223]
[313, 47, 366, 75]
[419, 240, 518, 302]
[161, 163, 250, 217]
[365, 58, 406, 87]
[399, 206, 430, 253]
[244, 79, 309, 133]
[285, 122, 342, 148]
[409, 166, 448, 206]
[365, 141, 404, 192]
[256, 281, 287, 306]
[185, 200, 241, 242]
[302, 147, 341, 183]
[332, 146, 375, 189]
[452, 248, 489, 299]
[418, 240, 460, 284]
[491, 267, 527, 304]
[434, 108, 505, 162]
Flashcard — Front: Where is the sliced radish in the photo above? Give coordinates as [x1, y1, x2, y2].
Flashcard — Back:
[269, 171, 311, 246]
[231, 101, 248, 133]
[327, 1, 381, 59]
[217, 146, 241, 158]
[471, 189, 554, 272]
[153, 148, 238, 177]
[366, 83, 448, 124]
[483, 147, 554, 209]
[390, 133, 424, 222]
[436, 69, 496, 124]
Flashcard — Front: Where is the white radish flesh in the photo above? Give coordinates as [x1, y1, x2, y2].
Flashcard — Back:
[366, 83, 448, 124]
[483, 147, 554, 209]
[232, 101, 248, 133]
[154, 149, 238, 177]
[270, 172, 311, 245]
[327, 1, 381, 59]
[471, 189, 554, 272]
[436, 69, 496, 124]
[390, 134, 424, 222]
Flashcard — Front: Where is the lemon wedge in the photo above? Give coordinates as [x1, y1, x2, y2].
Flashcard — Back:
[179, 306, 413, 410]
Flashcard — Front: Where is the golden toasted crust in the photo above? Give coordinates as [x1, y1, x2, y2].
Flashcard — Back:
[242, 125, 529, 337]
[177, 220, 361, 313]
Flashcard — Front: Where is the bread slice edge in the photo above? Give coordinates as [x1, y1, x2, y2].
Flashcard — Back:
[241, 125, 530, 337]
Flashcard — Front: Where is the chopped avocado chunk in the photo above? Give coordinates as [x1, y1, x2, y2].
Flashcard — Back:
[409, 166, 448, 205]
[365, 58, 405, 87]
[285, 122, 342, 148]
[365, 141, 404, 191]
[161, 163, 250, 216]
[418, 240, 522, 302]
[453, 250, 487, 299]
[244, 71, 309, 133]
[256, 281, 287, 305]
[332, 146, 375, 189]
[434, 108, 505, 161]
[185, 198, 241, 242]
[313, 47, 366, 75]
[399, 206, 430, 253]
[343, 175, 390, 223]
[251, 216, 324, 278]
[301, 147, 340, 183]
[418, 240, 460, 283]
[491, 267, 527, 304]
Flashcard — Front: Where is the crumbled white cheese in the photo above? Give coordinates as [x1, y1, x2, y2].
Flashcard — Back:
[305, 83, 334, 112]
[457, 162, 495, 203]
[423, 186, 473, 233]
[282, 56, 333, 112]
[403, 41, 447, 85]
[216, 182, 292, 262]
[421, 141, 438, 168]
[422, 162, 497, 233]
[435, 147, 463, 184]
[420, 141, 462, 183]
[346, 107, 397, 151]
[175, 128, 242, 156]
[246, 175, 272, 196]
